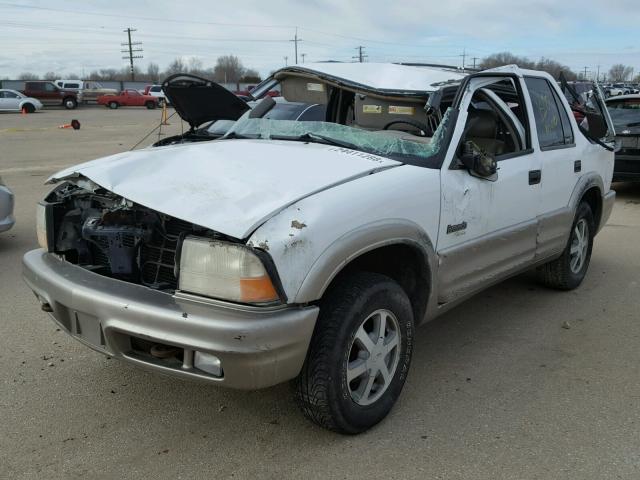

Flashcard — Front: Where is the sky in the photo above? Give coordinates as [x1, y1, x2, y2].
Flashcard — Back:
[1, 0, 639, 80]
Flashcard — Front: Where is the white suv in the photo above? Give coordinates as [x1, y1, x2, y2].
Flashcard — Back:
[24, 64, 616, 434]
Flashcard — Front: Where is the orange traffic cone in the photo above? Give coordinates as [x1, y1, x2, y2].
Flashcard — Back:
[21, 107, 27, 115]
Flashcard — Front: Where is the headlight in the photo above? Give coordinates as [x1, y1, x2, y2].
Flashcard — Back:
[178, 236, 280, 304]
[36, 203, 48, 250]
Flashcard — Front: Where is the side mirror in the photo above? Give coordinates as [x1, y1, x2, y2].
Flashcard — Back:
[460, 141, 498, 179]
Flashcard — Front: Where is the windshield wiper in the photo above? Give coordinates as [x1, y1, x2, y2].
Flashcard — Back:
[270, 132, 361, 151]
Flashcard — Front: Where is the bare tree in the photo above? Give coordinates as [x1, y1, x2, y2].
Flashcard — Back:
[241, 68, 262, 83]
[188, 57, 205, 75]
[479, 52, 575, 80]
[147, 62, 160, 82]
[609, 64, 634, 82]
[18, 72, 39, 80]
[165, 57, 187, 76]
[43, 71, 59, 80]
[213, 55, 245, 89]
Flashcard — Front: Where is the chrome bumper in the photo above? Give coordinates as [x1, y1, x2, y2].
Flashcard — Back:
[23, 249, 318, 389]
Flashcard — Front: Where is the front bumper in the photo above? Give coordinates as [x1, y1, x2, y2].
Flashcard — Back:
[23, 249, 318, 389]
[0, 185, 15, 233]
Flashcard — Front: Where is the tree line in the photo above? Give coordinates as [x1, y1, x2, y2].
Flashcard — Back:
[480, 52, 638, 83]
[13, 55, 261, 88]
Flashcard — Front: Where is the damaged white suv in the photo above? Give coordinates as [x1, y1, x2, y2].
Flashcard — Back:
[24, 64, 616, 434]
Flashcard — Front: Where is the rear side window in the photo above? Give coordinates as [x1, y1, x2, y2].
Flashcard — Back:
[29, 83, 44, 92]
[64, 83, 80, 89]
[525, 77, 574, 149]
[45, 83, 57, 92]
[150, 86, 162, 92]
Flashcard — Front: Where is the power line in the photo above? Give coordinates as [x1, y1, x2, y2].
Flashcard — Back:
[121, 28, 143, 81]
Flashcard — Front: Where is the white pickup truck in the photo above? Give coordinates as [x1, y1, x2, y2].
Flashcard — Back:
[24, 63, 616, 434]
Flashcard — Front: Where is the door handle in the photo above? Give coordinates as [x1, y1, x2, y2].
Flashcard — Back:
[528, 170, 541, 185]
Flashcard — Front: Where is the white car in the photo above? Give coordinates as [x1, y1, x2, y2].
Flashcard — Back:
[0, 176, 15, 233]
[23, 63, 616, 434]
[147, 85, 168, 105]
[0, 89, 43, 113]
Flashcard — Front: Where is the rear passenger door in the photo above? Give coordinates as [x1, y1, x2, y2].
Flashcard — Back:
[523, 76, 580, 259]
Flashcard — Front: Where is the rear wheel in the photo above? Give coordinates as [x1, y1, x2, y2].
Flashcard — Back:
[63, 97, 77, 109]
[108, 101, 119, 109]
[537, 201, 595, 290]
[145, 101, 156, 109]
[22, 103, 35, 113]
[294, 272, 414, 434]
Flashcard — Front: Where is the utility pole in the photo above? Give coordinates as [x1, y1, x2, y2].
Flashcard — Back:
[582, 66, 589, 80]
[121, 28, 143, 81]
[596, 65, 601, 82]
[284, 56, 288, 66]
[460, 48, 467, 70]
[301, 53, 307, 63]
[471, 57, 479, 69]
[289, 27, 302, 64]
[353, 46, 367, 63]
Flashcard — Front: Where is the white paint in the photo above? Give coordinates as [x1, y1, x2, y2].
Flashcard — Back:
[48, 139, 400, 239]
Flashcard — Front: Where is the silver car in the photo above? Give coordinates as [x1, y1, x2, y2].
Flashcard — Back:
[0, 177, 15, 233]
[0, 89, 43, 113]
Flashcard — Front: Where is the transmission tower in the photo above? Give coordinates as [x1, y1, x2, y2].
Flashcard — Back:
[122, 28, 143, 81]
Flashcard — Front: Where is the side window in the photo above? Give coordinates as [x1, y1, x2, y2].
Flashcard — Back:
[5, 91, 18, 98]
[30, 83, 44, 92]
[525, 77, 573, 149]
[45, 83, 57, 92]
[459, 79, 529, 159]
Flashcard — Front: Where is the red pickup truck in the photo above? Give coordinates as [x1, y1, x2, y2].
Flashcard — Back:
[97, 90, 159, 109]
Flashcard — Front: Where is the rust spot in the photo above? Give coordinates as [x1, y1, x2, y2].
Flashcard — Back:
[291, 220, 307, 230]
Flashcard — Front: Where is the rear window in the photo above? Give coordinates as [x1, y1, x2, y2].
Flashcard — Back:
[150, 86, 162, 92]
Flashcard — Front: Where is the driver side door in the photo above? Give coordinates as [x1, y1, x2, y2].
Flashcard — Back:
[436, 74, 541, 304]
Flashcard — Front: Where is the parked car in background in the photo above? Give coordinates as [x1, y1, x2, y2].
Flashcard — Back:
[0, 176, 15, 233]
[22, 81, 82, 109]
[24, 64, 616, 434]
[55, 80, 119, 103]
[0, 89, 43, 113]
[97, 89, 158, 109]
[606, 94, 640, 181]
[147, 85, 168, 105]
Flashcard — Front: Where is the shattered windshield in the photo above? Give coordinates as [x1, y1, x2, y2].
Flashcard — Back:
[223, 109, 453, 164]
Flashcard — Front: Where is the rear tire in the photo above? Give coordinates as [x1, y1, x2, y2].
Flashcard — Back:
[63, 97, 77, 109]
[294, 271, 414, 434]
[108, 101, 119, 109]
[537, 201, 595, 290]
[22, 103, 35, 113]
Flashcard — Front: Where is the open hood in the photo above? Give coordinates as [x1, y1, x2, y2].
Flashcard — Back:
[48, 140, 400, 239]
[162, 74, 250, 129]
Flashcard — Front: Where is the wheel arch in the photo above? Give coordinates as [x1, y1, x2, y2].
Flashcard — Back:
[295, 220, 437, 326]
[569, 173, 605, 233]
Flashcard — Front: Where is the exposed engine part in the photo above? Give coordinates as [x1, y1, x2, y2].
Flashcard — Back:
[44, 179, 230, 293]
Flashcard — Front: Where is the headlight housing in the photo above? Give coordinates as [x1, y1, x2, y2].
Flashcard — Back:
[36, 203, 48, 250]
[178, 236, 280, 305]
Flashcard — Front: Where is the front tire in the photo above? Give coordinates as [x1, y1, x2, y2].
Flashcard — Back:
[537, 201, 595, 290]
[22, 103, 35, 113]
[108, 101, 119, 109]
[294, 272, 414, 434]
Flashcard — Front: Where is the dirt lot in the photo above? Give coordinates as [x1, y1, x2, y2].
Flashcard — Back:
[1, 107, 639, 479]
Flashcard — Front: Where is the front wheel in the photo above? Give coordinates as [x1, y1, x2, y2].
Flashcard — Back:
[294, 272, 414, 434]
[108, 101, 119, 109]
[22, 103, 36, 113]
[537, 201, 595, 290]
